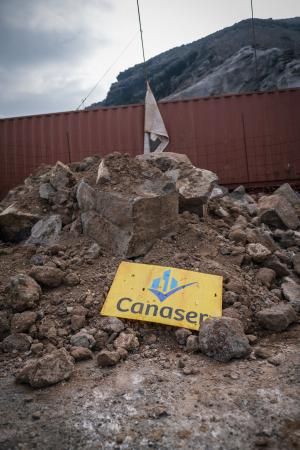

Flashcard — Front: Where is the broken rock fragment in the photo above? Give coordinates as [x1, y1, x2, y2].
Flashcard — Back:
[0, 311, 10, 340]
[246, 243, 272, 263]
[70, 331, 95, 349]
[257, 304, 297, 332]
[26, 215, 62, 246]
[30, 266, 64, 288]
[16, 348, 74, 388]
[11, 311, 37, 333]
[198, 317, 251, 362]
[258, 195, 300, 230]
[256, 268, 276, 288]
[99, 317, 124, 334]
[113, 332, 139, 351]
[49, 161, 75, 190]
[70, 346, 93, 361]
[7, 274, 41, 312]
[97, 350, 120, 367]
[281, 282, 300, 312]
[2, 333, 32, 353]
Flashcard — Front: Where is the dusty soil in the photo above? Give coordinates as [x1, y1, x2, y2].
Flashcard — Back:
[0, 325, 299, 450]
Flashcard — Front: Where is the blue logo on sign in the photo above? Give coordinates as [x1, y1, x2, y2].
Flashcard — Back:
[148, 270, 197, 303]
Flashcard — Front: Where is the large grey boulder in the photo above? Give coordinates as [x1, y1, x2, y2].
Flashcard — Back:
[26, 215, 62, 246]
[81, 191, 178, 257]
[258, 195, 300, 230]
[6, 274, 41, 312]
[16, 348, 74, 388]
[198, 317, 251, 362]
[0, 205, 40, 242]
[78, 153, 180, 258]
[257, 304, 297, 331]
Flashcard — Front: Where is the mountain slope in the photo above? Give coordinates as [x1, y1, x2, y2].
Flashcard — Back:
[89, 17, 300, 108]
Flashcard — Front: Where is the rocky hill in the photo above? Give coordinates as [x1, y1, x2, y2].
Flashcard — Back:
[89, 17, 300, 108]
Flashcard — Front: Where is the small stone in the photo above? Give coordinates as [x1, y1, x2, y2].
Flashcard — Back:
[85, 242, 101, 259]
[292, 253, 300, 276]
[257, 304, 297, 331]
[0, 311, 10, 340]
[2, 333, 32, 353]
[70, 346, 93, 361]
[175, 328, 192, 345]
[31, 342, 44, 355]
[116, 347, 128, 360]
[268, 354, 284, 366]
[11, 311, 37, 334]
[70, 332, 95, 349]
[97, 350, 120, 367]
[143, 333, 157, 345]
[254, 347, 272, 359]
[256, 268, 276, 289]
[94, 330, 109, 350]
[64, 272, 80, 286]
[228, 228, 247, 245]
[185, 335, 199, 352]
[7, 274, 41, 312]
[16, 348, 74, 388]
[99, 317, 124, 334]
[71, 315, 86, 331]
[264, 255, 290, 277]
[113, 332, 139, 351]
[30, 266, 64, 288]
[32, 411, 41, 420]
[30, 255, 46, 266]
[246, 243, 271, 263]
[246, 334, 258, 345]
[223, 291, 239, 307]
[198, 317, 251, 362]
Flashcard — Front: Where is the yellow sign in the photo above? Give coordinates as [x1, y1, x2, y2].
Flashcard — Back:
[101, 262, 223, 330]
[101, 262, 222, 330]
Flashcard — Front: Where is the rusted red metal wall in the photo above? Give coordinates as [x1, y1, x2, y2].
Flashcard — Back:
[1, 88, 299, 199]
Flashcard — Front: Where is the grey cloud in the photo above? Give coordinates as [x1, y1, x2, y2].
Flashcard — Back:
[0, 0, 113, 116]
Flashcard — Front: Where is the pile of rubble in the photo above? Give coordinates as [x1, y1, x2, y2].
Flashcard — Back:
[0, 152, 299, 388]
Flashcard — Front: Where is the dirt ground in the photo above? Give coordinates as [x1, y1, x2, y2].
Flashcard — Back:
[0, 323, 299, 450]
[1, 154, 299, 449]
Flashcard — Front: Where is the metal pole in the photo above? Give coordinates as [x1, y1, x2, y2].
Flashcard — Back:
[250, 0, 258, 89]
[136, 0, 148, 82]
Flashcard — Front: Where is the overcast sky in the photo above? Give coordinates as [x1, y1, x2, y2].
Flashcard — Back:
[1, 0, 299, 118]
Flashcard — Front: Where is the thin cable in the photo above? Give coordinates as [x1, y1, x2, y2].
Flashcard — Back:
[250, 0, 258, 88]
[76, 31, 139, 111]
[136, 0, 148, 82]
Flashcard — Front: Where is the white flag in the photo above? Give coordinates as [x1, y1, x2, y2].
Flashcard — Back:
[144, 82, 169, 154]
